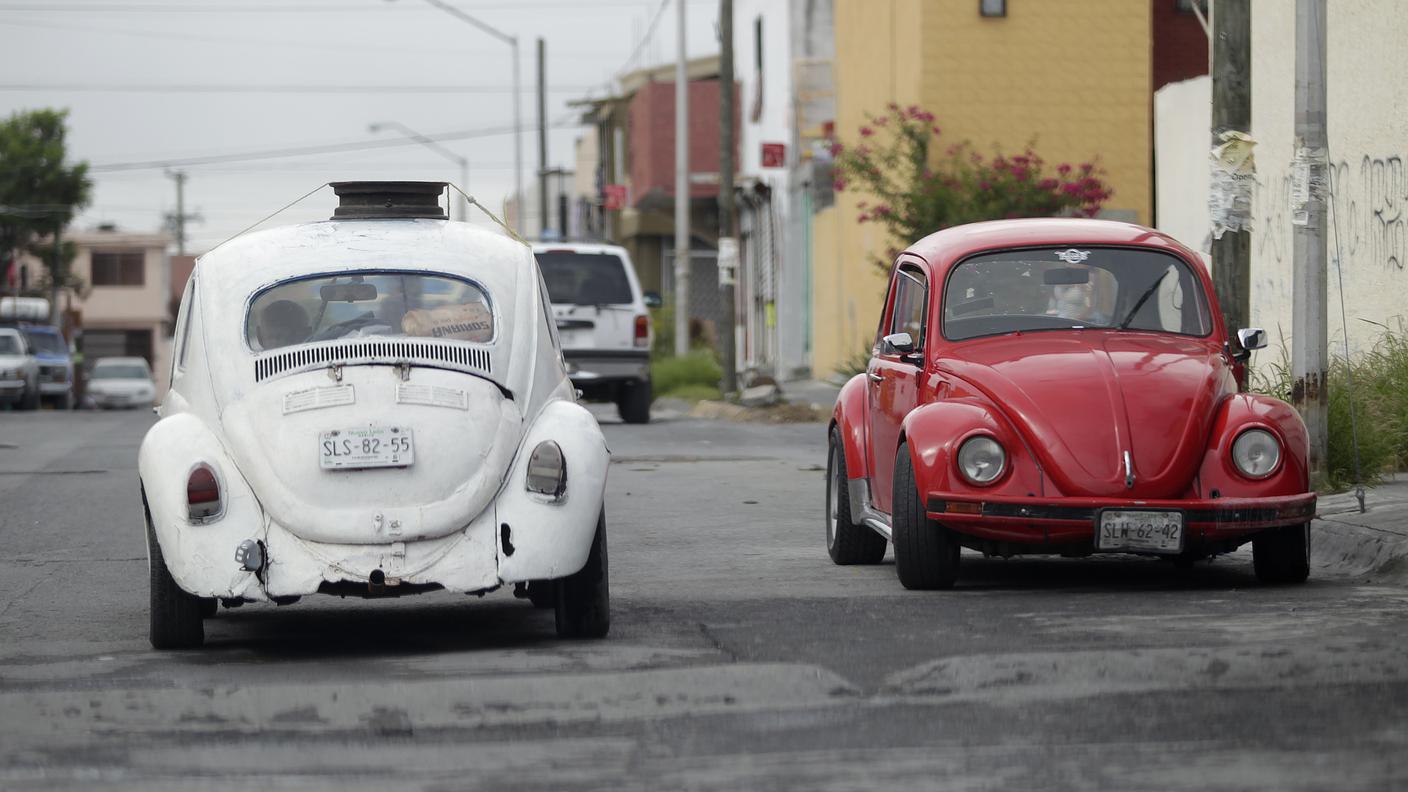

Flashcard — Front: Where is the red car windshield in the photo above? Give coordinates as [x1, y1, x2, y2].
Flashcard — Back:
[942, 247, 1213, 341]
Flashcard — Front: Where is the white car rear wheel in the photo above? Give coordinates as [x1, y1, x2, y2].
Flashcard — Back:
[555, 509, 610, 638]
[146, 505, 205, 649]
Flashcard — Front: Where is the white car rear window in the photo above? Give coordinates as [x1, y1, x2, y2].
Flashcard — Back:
[247, 271, 494, 352]
[536, 252, 633, 306]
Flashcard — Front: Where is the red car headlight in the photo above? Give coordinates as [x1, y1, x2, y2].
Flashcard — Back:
[957, 436, 1006, 486]
[1231, 428, 1281, 479]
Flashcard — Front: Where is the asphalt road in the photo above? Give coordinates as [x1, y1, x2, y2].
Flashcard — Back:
[2, 407, 1407, 791]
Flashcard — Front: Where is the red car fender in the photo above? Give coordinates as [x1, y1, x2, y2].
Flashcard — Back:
[831, 373, 871, 480]
[901, 398, 1046, 500]
[1197, 393, 1311, 497]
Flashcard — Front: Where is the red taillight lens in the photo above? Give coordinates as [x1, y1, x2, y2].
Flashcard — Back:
[633, 314, 650, 348]
[187, 465, 222, 521]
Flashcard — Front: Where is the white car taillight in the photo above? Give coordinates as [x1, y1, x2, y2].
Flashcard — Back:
[525, 441, 567, 499]
[187, 464, 223, 522]
[633, 314, 650, 348]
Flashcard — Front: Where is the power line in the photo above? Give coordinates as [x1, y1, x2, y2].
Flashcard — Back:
[0, 83, 594, 94]
[102, 161, 517, 173]
[90, 120, 580, 172]
[615, 0, 671, 77]
[0, 17, 628, 59]
[0, 1, 680, 11]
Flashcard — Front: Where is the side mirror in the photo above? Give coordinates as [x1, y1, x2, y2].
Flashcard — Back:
[1236, 327, 1267, 352]
[882, 332, 917, 356]
[642, 291, 663, 309]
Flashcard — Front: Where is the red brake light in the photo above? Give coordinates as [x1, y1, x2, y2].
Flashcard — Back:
[633, 314, 650, 347]
[187, 465, 222, 521]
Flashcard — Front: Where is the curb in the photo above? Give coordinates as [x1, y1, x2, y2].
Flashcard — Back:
[1312, 474, 1408, 580]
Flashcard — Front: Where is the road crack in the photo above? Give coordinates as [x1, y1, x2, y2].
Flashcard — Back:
[697, 622, 739, 663]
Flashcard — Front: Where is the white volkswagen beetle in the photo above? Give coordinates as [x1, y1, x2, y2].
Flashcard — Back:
[140, 182, 610, 648]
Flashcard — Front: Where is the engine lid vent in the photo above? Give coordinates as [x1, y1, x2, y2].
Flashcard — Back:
[330, 181, 448, 220]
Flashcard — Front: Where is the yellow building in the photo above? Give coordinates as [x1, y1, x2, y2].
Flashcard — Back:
[812, 0, 1175, 377]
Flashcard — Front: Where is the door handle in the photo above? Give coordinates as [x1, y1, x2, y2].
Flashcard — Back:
[867, 371, 883, 383]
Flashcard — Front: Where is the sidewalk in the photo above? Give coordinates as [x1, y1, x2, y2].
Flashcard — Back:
[780, 378, 843, 412]
[1314, 474, 1408, 580]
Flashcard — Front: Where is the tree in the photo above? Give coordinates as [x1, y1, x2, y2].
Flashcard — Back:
[0, 109, 93, 319]
[830, 104, 1112, 273]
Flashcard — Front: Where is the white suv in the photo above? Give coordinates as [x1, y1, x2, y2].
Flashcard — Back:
[532, 243, 656, 424]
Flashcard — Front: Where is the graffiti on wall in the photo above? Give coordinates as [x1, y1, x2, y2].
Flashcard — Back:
[1255, 154, 1407, 272]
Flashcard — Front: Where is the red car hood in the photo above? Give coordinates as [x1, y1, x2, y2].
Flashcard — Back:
[941, 333, 1236, 498]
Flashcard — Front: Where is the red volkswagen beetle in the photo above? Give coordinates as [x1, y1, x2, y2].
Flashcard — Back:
[827, 218, 1316, 589]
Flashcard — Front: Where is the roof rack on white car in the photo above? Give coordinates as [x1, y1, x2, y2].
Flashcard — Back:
[330, 181, 448, 220]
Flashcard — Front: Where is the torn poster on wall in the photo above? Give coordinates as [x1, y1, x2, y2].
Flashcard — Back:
[1210, 130, 1257, 239]
[1289, 144, 1328, 226]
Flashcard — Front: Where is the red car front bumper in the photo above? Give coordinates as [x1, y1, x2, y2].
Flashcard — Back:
[925, 492, 1317, 549]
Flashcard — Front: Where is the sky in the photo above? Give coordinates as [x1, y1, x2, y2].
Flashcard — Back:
[0, 0, 722, 252]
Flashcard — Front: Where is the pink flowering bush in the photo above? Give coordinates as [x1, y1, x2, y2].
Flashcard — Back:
[830, 104, 1112, 272]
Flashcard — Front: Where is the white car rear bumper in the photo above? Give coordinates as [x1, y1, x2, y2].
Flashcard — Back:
[139, 400, 608, 601]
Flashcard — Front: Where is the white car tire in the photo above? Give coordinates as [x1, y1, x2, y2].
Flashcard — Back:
[146, 507, 206, 649]
[554, 509, 610, 638]
[617, 380, 652, 425]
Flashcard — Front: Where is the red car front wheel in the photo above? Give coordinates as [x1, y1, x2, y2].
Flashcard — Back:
[892, 442, 961, 590]
[1252, 523, 1311, 584]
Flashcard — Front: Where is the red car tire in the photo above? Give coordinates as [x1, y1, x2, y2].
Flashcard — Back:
[892, 442, 960, 590]
[1252, 523, 1311, 585]
[826, 428, 886, 565]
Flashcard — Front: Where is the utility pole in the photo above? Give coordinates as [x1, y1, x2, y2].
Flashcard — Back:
[410, 1, 521, 233]
[164, 169, 200, 256]
[673, 0, 690, 356]
[47, 220, 62, 324]
[1210, 0, 1251, 342]
[1291, 0, 1329, 484]
[537, 37, 549, 238]
[717, 0, 738, 392]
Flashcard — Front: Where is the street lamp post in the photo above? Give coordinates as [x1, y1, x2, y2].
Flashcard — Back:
[398, 0, 522, 226]
[368, 121, 470, 222]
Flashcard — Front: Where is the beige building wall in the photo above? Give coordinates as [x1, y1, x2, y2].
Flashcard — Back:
[920, 0, 1151, 225]
[812, 0, 1154, 376]
[813, 0, 925, 375]
[1249, 0, 1408, 362]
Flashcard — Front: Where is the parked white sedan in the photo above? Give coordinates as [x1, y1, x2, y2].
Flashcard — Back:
[87, 356, 156, 410]
[140, 181, 610, 648]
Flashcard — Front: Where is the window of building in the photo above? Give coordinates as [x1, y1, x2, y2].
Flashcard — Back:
[980, 0, 1006, 17]
[90, 251, 145, 287]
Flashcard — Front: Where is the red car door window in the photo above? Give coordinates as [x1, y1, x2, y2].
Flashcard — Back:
[868, 266, 928, 514]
